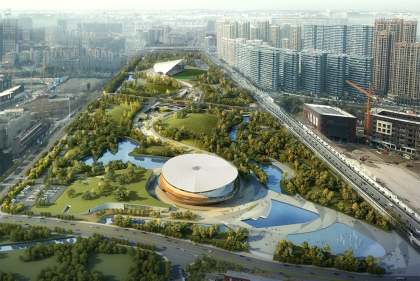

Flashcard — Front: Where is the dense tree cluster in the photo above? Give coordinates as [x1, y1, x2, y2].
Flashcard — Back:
[210, 227, 249, 251]
[169, 210, 196, 220]
[0, 223, 52, 242]
[114, 215, 133, 227]
[274, 239, 386, 274]
[187, 256, 246, 281]
[0, 271, 16, 281]
[17, 234, 166, 281]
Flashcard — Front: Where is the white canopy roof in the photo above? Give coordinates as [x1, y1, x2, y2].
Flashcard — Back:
[153, 59, 186, 75]
[162, 154, 238, 193]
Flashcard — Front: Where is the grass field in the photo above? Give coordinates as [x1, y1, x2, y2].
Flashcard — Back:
[0, 249, 135, 281]
[173, 69, 207, 80]
[129, 145, 167, 157]
[32, 169, 170, 214]
[141, 82, 178, 94]
[106, 104, 131, 122]
[162, 113, 218, 137]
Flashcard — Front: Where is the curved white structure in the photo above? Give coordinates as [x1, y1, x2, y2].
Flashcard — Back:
[162, 154, 237, 193]
[153, 59, 186, 76]
[158, 154, 239, 205]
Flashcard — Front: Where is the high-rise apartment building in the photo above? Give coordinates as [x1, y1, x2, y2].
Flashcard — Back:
[250, 26, 260, 40]
[238, 21, 250, 40]
[279, 49, 299, 93]
[302, 25, 317, 50]
[259, 46, 279, 91]
[269, 25, 281, 48]
[389, 42, 420, 104]
[346, 56, 373, 98]
[250, 26, 261, 40]
[372, 18, 417, 95]
[1, 19, 18, 58]
[281, 38, 289, 49]
[281, 24, 291, 40]
[57, 19, 67, 33]
[328, 25, 347, 53]
[326, 53, 347, 96]
[347, 25, 373, 56]
[290, 25, 302, 52]
[217, 19, 230, 55]
[257, 21, 270, 43]
[301, 50, 327, 94]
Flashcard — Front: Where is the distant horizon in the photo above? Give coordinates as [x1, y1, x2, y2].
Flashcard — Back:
[1, 0, 419, 13]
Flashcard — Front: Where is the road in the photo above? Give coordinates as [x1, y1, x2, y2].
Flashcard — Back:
[203, 52, 420, 242]
[0, 215, 412, 281]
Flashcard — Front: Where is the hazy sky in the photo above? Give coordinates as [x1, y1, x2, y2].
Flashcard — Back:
[1, 0, 420, 11]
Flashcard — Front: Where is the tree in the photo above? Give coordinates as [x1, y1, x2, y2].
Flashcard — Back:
[113, 186, 130, 201]
[323, 244, 331, 253]
[165, 261, 171, 278]
[67, 188, 75, 198]
[185, 264, 191, 273]
[87, 83, 91, 92]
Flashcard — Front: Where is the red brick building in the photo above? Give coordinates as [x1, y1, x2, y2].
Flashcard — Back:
[303, 104, 357, 143]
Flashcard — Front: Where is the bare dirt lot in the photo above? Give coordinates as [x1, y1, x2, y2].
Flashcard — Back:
[332, 143, 420, 212]
[54, 78, 106, 95]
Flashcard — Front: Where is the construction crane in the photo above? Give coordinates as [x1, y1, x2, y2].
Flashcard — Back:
[346, 80, 379, 138]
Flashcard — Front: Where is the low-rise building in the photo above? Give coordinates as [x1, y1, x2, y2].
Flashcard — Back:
[0, 85, 25, 111]
[0, 109, 45, 156]
[304, 103, 357, 142]
[367, 108, 420, 155]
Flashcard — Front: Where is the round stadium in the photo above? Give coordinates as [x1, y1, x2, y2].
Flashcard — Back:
[158, 154, 239, 205]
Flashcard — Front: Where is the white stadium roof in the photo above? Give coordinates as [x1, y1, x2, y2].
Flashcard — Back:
[162, 154, 238, 193]
[153, 59, 186, 75]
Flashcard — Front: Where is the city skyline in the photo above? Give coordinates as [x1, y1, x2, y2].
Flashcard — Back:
[1, 1, 420, 11]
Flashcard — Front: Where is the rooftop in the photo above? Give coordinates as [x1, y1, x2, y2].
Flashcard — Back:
[304, 103, 356, 119]
[161, 154, 238, 193]
[371, 108, 420, 125]
[153, 59, 186, 76]
[0, 86, 24, 98]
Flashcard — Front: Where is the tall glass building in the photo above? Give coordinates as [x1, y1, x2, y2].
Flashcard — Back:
[301, 50, 327, 94]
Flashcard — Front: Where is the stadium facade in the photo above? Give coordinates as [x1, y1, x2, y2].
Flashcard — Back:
[153, 59, 186, 76]
[157, 154, 239, 205]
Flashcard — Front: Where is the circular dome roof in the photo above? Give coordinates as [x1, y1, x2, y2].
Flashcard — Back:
[162, 154, 238, 193]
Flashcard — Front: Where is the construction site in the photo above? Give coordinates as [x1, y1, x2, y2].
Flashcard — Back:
[322, 81, 420, 213]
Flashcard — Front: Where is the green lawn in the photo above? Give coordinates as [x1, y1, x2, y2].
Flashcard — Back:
[106, 104, 131, 122]
[32, 169, 170, 215]
[173, 69, 207, 80]
[141, 82, 178, 94]
[0, 249, 135, 281]
[162, 113, 218, 137]
[129, 145, 167, 157]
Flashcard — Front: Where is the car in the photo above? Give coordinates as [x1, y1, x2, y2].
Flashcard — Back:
[71, 223, 75, 225]
[142, 232, 147, 234]
[181, 249, 185, 251]
[162, 246, 167, 249]
[334, 273, 340, 275]
[310, 272, 315, 275]
[246, 259, 251, 261]
[239, 255, 244, 257]
[194, 254, 199, 257]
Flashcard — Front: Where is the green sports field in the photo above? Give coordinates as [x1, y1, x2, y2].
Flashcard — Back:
[162, 113, 218, 136]
[173, 69, 207, 80]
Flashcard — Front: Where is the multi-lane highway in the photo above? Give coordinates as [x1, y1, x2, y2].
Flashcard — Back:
[204, 52, 420, 242]
[0, 215, 414, 281]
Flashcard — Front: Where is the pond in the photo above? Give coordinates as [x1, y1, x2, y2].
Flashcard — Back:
[286, 223, 386, 258]
[255, 162, 285, 194]
[228, 116, 249, 141]
[80, 138, 168, 170]
[0, 238, 76, 252]
[114, 74, 137, 93]
[243, 200, 319, 228]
